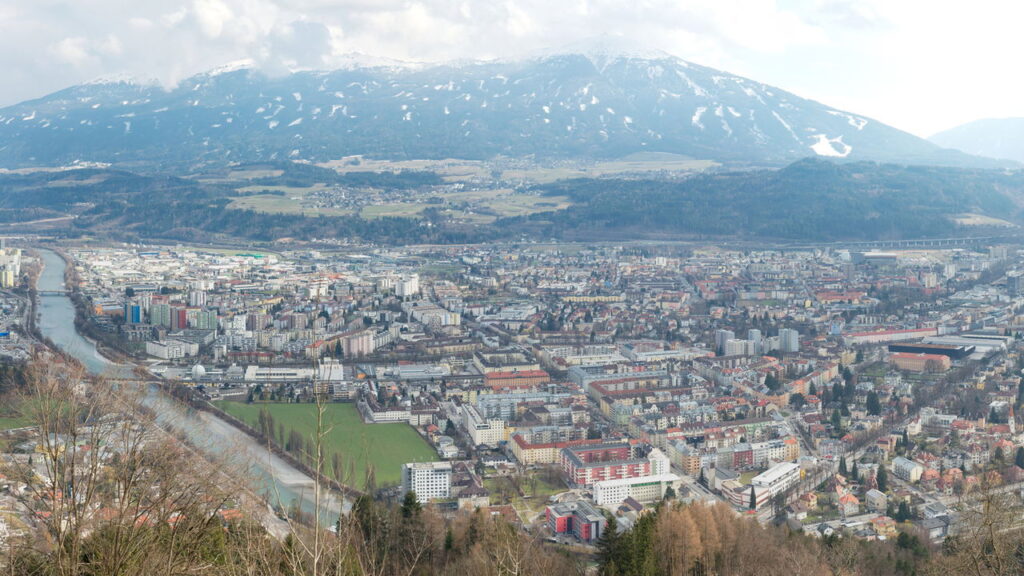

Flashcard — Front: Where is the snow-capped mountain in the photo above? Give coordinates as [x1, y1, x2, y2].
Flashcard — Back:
[930, 118, 1024, 164]
[0, 50, 992, 167]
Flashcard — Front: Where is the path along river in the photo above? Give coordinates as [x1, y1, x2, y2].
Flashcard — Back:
[34, 248, 343, 527]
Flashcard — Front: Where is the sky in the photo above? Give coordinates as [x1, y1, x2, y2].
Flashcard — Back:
[0, 0, 1019, 137]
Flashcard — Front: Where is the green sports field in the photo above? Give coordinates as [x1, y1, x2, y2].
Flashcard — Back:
[216, 402, 437, 489]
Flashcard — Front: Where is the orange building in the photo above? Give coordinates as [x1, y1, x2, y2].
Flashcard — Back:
[889, 352, 951, 372]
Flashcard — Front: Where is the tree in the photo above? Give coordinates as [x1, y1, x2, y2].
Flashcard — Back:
[597, 513, 621, 572]
[808, 382, 818, 397]
[994, 446, 1005, 464]
[664, 485, 676, 500]
[851, 461, 859, 481]
[1015, 447, 1024, 469]
[866, 391, 881, 416]
[401, 490, 422, 519]
[831, 409, 843, 434]
[790, 393, 806, 410]
[989, 406, 1001, 424]
[764, 373, 781, 391]
[895, 500, 911, 522]
[876, 465, 888, 492]
[749, 486, 757, 510]
[839, 456, 849, 477]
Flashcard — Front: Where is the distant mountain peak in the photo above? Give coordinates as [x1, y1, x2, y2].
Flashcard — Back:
[529, 35, 677, 64]
[0, 49, 1004, 169]
[82, 71, 161, 88]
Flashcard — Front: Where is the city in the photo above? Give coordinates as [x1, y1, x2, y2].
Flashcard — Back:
[0, 237, 1021, 570]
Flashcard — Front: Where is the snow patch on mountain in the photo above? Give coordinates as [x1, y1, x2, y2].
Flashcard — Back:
[810, 134, 852, 157]
[827, 110, 868, 130]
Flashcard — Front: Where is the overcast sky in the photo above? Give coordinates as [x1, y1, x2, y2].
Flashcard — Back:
[0, 0, 1018, 137]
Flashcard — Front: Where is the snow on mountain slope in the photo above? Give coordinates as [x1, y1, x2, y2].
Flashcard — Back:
[0, 49, 992, 168]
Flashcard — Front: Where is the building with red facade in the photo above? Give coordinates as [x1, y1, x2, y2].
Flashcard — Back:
[545, 500, 606, 543]
[560, 442, 669, 488]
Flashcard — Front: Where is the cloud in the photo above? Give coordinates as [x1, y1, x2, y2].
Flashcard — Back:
[192, 0, 234, 38]
[0, 0, 1021, 136]
[50, 37, 91, 65]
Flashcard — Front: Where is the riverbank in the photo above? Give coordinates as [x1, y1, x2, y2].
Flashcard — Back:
[32, 247, 346, 525]
[52, 247, 135, 365]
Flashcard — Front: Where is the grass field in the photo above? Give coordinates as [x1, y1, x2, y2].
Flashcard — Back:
[0, 415, 29, 431]
[216, 402, 437, 489]
[318, 154, 717, 184]
[228, 183, 352, 217]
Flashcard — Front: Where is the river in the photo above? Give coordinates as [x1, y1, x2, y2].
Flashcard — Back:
[34, 248, 344, 526]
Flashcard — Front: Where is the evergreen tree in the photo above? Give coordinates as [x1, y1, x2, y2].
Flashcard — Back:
[401, 490, 422, 519]
[876, 465, 888, 492]
[789, 393, 806, 410]
[1015, 447, 1024, 469]
[839, 457, 848, 477]
[851, 461, 859, 481]
[597, 514, 621, 572]
[808, 382, 818, 397]
[749, 486, 757, 510]
[896, 500, 911, 522]
[831, 409, 843, 434]
[994, 446, 1005, 464]
[866, 391, 881, 416]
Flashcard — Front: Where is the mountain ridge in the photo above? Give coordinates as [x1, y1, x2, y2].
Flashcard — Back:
[0, 50, 1005, 169]
[930, 117, 1024, 164]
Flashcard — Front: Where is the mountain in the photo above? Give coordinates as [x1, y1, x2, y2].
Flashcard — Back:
[0, 49, 995, 168]
[930, 118, 1024, 163]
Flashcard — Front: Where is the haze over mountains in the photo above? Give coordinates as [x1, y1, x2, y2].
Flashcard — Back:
[0, 47, 999, 169]
[930, 118, 1024, 164]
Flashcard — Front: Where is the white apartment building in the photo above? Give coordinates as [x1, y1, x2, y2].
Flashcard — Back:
[751, 462, 801, 498]
[892, 457, 924, 483]
[462, 404, 508, 447]
[396, 274, 420, 298]
[401, 461, 452, 503]
[593, 473, 680, 506]
[145, 339, 199, 360]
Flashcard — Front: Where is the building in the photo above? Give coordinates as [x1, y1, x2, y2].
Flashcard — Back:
[889, 352, 951, 373]
[0, 245, 22, 288]
[560, 443, 667, 488]
[396, 274, 420, 298]
[462, 404, 508, 447]
[546, 500, 606, 543]
[401, 461, 452, 503]
[892, 457, 924, 483]
[145, 339, 198, 360]
[865, 489, 888, 513]
[715, 329, 736, 355]
[511, 434, 601, 466]
[751, 462, 801, 498]
[779, 328, 800, 353]
[592, 473, 680, 506]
